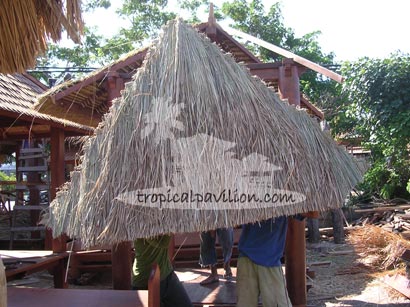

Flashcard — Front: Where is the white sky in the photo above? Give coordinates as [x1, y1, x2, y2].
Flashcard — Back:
[84, 0, 410, 62]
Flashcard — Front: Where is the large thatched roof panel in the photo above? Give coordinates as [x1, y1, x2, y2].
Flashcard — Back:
[43, 19, 362, 247]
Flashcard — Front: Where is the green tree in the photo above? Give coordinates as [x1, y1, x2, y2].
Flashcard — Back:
[0, 171, 16, 193]
[38, 1, 337, 102]
[335, 53, 410, 199]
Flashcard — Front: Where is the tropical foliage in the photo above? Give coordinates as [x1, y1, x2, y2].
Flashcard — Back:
[333, 53, 410, 200]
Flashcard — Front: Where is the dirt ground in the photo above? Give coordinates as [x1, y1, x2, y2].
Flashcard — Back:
[6, 239, 410, 306]
[305, 241, 410, 307]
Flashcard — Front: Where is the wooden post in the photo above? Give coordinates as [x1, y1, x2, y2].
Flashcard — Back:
[49, 128, 67, 288]
[112, 241, 132, 290]
[278, 59, 301, 106]
[285, 217, 306, 307]
[106, 74, 125, 108]
[49, 128, 66, 252]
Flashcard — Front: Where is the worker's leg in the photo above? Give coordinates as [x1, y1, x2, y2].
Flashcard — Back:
[216, 227, 234, 279]
[236, 256, 259, 307]
[199, 230, 217, 266]
[199, 230, 219, 285]
[258, 265, 291, 307]
[160, 271, 193, 307]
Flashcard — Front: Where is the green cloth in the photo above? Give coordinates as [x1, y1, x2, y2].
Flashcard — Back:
[132, 235, 173, 288]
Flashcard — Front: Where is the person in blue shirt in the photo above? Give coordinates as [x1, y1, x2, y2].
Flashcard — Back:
[236, 216, 292, 307]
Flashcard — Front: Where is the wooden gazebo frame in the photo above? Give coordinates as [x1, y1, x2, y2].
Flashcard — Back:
[0, 73, 93, 288]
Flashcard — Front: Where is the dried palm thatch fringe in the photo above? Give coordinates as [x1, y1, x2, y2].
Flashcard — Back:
[0, 0, 83, 74]
[348, 225, 410, 270]
[42, 19, 363, 248]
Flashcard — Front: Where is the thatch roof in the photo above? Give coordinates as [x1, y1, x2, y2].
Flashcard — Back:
[0, 73, 93, 139]
[0, 0, 83, 74]
[43, 19, 362, 247]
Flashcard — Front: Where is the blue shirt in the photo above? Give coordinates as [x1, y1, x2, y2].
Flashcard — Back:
[238, 216, 288, 267]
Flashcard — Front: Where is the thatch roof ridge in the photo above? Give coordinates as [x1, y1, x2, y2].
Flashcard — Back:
[43, 19, 362, 247]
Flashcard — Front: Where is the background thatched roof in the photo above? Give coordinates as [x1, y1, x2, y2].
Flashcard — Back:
[0, 0, 83, 74]
[0, 73, 93, 139]
[34, 48, 147, 127]
[44, 19, 362, 247]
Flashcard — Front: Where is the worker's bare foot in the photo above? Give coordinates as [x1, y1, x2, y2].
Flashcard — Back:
[223, 262, 233, 281]
[223, 269, 233, 281]
[200, 274, 219, 285]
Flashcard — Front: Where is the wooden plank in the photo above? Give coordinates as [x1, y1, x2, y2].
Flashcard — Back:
[10, 226, 46, 232]
[20, 148, 46, 154]
[223, 25, 344, 83]
[7, 288, 149, 307]
[12, 205, 47, 211]
[382, 274, 410, 299]
[15, 184, 49, 190]
[307, 261, 332, 266]
[355, 205, 410, 213]
[1, 250, 68, 288]
[17, 166, 48, 172]
[18, 153, 47, 160]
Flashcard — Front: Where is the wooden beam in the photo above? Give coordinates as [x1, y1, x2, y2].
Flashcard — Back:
[222, 25, 343, 83]
[0, 109, 93, 138]
[355, 205, 410, 213]
[247, 63, 281, 81]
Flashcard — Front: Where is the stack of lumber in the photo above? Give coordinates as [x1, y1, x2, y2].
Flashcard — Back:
[352, 201, 410, 239]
